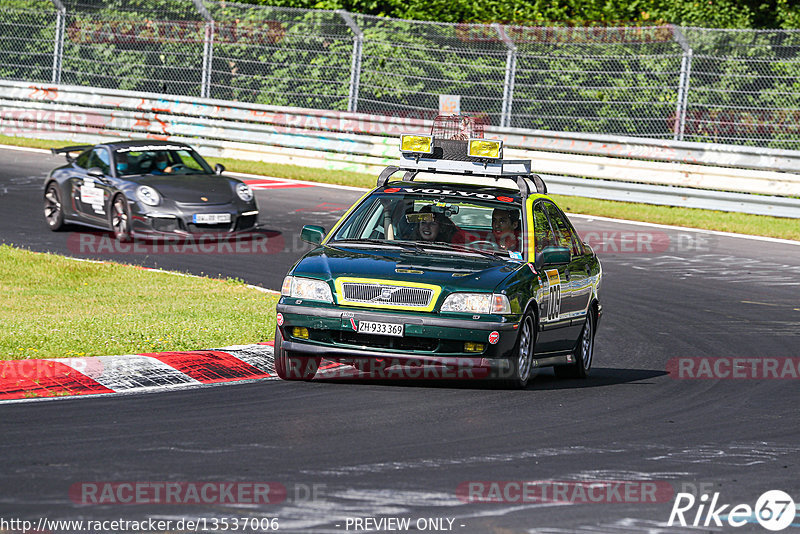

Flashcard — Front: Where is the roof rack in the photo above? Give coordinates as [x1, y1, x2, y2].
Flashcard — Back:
[377, 163, 548, 196]
[383, 127, 548, 196]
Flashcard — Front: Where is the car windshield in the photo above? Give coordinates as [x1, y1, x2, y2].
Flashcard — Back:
[113, 148, 212, 176]
[331, 190, 524, 255]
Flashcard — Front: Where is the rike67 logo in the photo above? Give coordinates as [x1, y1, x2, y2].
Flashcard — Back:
[668, 490, 796, 531]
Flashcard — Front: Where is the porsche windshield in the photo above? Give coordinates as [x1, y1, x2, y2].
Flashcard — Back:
[331, 192, 524, 254]
[113, 149, 212, 176]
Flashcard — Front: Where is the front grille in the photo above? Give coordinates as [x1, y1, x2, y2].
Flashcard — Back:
[186, 222, 232, 233]
[333, 332, 438, 351]
[340, 282, 434, 308]
[235, 214, 257, 231]
[150, 218, 179, 233]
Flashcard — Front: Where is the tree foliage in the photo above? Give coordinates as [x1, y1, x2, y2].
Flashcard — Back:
[246, 0, 799, 29]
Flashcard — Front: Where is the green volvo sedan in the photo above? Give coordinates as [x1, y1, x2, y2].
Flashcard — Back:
[275, 125, 602, 388]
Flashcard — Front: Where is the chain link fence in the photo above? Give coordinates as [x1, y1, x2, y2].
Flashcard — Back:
[1, 0, 798, 149]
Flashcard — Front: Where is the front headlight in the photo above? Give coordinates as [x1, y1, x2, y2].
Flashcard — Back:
[281, 276, 333, 303]
[440, 293, 511, 314]
[236, 183, 254, 202]
[136, 185, 160, 206]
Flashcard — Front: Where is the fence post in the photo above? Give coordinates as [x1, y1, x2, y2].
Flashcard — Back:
[493, 23, 517, 128]
[50, 0, 66, 85]
[193, 0, 214, 99]
[338, 10, 363, 113]
[671, 25, 693, 141]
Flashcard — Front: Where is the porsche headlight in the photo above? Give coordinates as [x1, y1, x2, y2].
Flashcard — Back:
[441, 293, 511, 314]
[136, 185, 160, 206]
[236, 183, 254, 202]
[281, 276, 333, 303]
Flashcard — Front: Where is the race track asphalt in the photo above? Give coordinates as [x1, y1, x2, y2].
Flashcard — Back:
[1, 146, 798, 533]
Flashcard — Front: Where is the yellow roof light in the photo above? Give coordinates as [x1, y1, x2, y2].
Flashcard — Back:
[468, 138, 503, 159]
[400, 134, 433, 154]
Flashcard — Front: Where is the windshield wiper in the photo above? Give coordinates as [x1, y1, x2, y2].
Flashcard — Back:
[332, 239, 420, 252]
[418, 241, 503, 259]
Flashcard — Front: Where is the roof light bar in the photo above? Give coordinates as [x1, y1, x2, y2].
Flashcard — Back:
[400, 134, 434, 154]
[468, 138, 503, 159]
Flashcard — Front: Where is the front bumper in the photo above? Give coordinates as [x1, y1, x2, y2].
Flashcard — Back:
[131, 201, 258, 237]
[276, 302, 521, 366]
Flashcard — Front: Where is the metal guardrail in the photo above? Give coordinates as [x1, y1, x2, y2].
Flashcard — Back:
[2, 3, 799, 150]
[1, 80, 799, 218]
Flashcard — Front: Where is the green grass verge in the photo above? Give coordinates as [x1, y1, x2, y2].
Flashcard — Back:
[209, 156, 379, 189]
[0, 244, 278, 360]
[2, 134, 796, 240]
[550, 195, 800, 241]
[0, 134, 67, 151]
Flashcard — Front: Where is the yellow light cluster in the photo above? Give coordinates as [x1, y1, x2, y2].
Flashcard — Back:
[468, 138, 502, 159]
[400, 134, 433, 154]
[464, 342, 485, 353]
[293, 327, 309, 339]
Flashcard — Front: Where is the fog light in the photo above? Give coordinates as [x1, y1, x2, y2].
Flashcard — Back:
[464, 342, 485, 353]
[293, 327, 309, 339]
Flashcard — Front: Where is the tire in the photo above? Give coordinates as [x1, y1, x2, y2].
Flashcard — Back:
[43, 183, 65, 231]
[505, 311, 536, 389]
[555, 309, 595, 379]
[110, 195, 133, 242]
[273, 326, 320, 381]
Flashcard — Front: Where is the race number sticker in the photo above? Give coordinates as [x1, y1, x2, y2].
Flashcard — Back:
[80, 180, 105, 214]
[545, 269, 561, 321]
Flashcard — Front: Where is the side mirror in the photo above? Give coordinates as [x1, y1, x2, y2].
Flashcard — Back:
[214, 163, 225, 175]
[87, 167, 105, 179]
[301, 225, 326, 245]
[535, 246, 571, 270]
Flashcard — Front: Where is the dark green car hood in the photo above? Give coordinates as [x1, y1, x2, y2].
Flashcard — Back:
[292, 244, 520, 292]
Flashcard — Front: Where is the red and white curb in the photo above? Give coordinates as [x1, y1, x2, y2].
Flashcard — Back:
[0, 343, 278, 401]
[0, 344, 354, 402]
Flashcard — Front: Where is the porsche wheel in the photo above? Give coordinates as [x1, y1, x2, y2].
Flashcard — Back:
[43, 183, 65, 231]
[110, 195, 133, 242]
[274, 327, 320, 381]
[555, 309, 595, 379]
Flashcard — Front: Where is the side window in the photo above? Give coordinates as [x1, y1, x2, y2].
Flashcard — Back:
[75, 150, 91, 169]
[564, 217, 585, 256]
[334, 197, 385, 240]
[543, 202, 581, 256]
[87, 148, 111, 175]
[532, 202, 557, 253]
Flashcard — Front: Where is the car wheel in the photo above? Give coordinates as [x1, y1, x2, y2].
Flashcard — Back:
[110, 195, 133, 242]
[273, 326, 320, 381]
[555, 309, 595, 379]
[505, 311, 536, 389]
[43, 183, 65, 231]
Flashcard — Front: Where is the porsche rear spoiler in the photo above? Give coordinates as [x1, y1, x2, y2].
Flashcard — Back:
[51, 145, 93, 161]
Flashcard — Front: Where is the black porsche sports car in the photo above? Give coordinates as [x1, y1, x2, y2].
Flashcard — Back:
[44, 140, 259, 240]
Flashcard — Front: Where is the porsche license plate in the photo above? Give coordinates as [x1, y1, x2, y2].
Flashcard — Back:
[358, 321, 404, 337]
[193, 213, 231, 224]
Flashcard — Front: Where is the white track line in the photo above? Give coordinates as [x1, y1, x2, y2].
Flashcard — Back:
[0, 144, 51, 154]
